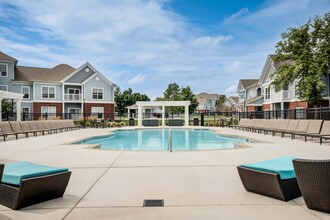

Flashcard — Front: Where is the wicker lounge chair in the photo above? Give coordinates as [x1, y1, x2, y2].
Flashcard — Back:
[303, 120, 330, 144]
[237, 156, 301, 201]
[293, 159, 330, 213]
[29, 121, 46, 136]
[0, 162, 71, 210]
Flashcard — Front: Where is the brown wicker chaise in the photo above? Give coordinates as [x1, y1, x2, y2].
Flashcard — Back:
[0, 162, 71, 210]
[293, 159, 330, 213]
[237, 156, 301, 201]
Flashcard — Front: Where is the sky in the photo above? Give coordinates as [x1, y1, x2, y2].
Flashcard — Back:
[0, 0, 329, 100]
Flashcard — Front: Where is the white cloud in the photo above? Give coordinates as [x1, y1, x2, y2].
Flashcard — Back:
[192, 35, 233, 46]
[0, 0, 329, 99]
[224, 8, 249, 23]
[128, 73, 146, 85]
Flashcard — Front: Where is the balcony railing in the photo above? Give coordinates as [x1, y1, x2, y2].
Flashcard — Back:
[64, 93, 82, 101]
[270, 90, 290, 102]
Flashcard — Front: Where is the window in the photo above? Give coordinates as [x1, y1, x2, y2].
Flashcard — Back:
[0, 85, 8, 91]
[91, 107, 104, 119]
[68, 88, 80, 94]
[21, 86, 30, 99]
[92, 88, 103, 100]
[41, 86, 56, 99]
[22, 107, 30, 119]
[41, 106, 56, 119]
[0, 64, 7, 77]
[265, 87, 270, 99]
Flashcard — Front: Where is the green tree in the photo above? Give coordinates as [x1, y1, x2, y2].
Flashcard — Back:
[159, 83, 198, 114]
[1, 99, 12, 117]
[180, 86, 198, 114]
[272, 12, 330, 107]
[215, 95, 227, 112]
[114, 87, 150, 114]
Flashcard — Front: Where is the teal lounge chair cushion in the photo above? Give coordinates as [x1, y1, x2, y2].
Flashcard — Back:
[241, 156, 297, 180]
[2, 161, 68, 185]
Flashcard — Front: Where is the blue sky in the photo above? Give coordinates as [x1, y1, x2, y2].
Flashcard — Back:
[0, 0, 329, 99]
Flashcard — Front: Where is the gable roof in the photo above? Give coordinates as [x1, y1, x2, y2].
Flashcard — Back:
[14, 66, 50, 82]
[240, 79, 259, 89]
[0, 51, 18, 66]
[36, 64, 75, 82]
[14, 64, 75, 82]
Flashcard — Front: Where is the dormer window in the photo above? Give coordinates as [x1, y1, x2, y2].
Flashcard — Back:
[0, 63, 8, 77]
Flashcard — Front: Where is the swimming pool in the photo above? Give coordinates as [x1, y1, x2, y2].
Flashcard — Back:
[78, 129, 250, 151]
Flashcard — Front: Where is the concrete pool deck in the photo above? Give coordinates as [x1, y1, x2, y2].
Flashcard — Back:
[0, 127, 329, 220]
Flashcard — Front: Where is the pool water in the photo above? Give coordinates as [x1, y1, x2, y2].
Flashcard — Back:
[79, 129, 250, 151]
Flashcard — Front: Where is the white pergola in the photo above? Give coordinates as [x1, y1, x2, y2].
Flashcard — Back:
[136, 101, 191, 127]
[0, 90, 24, 121]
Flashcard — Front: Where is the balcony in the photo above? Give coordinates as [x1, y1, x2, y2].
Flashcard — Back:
[270, 91, 290, 102]
[64, 93, 82, 101]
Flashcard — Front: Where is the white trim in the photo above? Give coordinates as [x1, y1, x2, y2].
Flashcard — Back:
[63, 82, 82, 86]
[82, 72, 116, 86]
[0, 63, 8, 77]
[33, 82, 36, 102]
[21, 86, 30, 99]
[0, 85, 8, 91]
[10, 81, 32, 85]
[34, 82, 61, 85]
[84, 101, 114, 104]
[61, 62, 96, 83]
[41, 85, 56, 99]
[33, 100, 63, 103]
[91, 87, 104, 100]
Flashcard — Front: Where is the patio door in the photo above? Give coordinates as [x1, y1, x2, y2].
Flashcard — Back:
[68, 108, 80, 120]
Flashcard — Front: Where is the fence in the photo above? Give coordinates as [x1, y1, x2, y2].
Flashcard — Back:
[239, 107, 330, 120]
[1, 107, 329, 126]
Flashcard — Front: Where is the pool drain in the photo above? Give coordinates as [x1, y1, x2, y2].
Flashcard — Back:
[143, 199, 164, 207]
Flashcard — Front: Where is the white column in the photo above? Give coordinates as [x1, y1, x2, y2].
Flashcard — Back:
[138, 105, 142, 127]
[16, 99, 22, 121]
[185, 104, 189, 126]
[0, 97, 2, 121]
[281, 101, 284, 119]
[162, 106, 165, 127]
[128, 108, 131, 117]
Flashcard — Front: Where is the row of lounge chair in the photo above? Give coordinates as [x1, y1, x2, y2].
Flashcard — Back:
[0, 120, 81, 142]
[231, 119, 330, 144]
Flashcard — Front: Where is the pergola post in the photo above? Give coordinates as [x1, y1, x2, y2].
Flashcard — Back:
[184, 104, 189, 126]
[162, 105, 165, 127]
[16, 99, 22, 121]
[138, 105, 142, 127]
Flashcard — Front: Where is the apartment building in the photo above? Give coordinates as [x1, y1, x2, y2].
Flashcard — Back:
[0, 51, 116, 120]
[237, 55, 330, 116]
[195, 92, 219, 113]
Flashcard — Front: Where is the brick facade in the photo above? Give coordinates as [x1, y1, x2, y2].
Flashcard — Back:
[246, 106, 256, 111]
[262, 104, 270, 110]
[33, 102, 63, 120]
[288, 101, 307, 109]
[84, 103, 115, 120]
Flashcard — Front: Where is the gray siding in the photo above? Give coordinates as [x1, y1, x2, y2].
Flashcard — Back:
[65, 67, 95, 83]
[0, 61, 14, 87]
[322, 74, 330, 96]
[34, 84, 62, 101]
[84, 75, 114, 102]
[8, 84, 34, 100]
